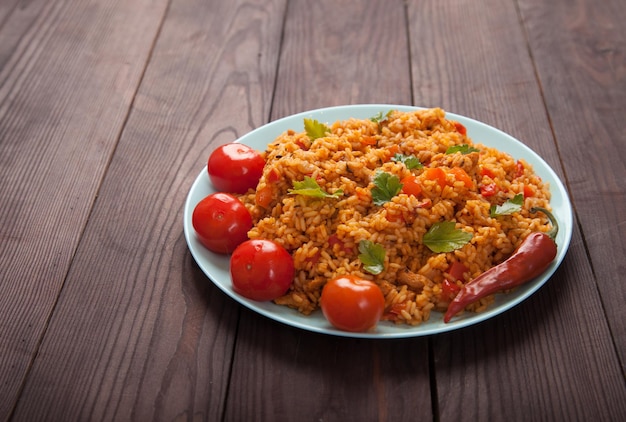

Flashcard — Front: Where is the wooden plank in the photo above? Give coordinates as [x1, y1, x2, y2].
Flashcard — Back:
[9, 0, 287, 420]
[230, 312, 431, 421]
[224, 1, 433, 420]
[270, 0, 412, 118]
[518, 0, 626, 367]
[0, 0, 168, 417]
[0, 0, 22, 37]
[406, 0, 626, 419]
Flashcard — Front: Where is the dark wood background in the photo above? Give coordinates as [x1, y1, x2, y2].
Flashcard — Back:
[0, 0, 624, 420]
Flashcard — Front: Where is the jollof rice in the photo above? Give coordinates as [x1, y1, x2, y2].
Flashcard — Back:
[238, 108, 551, 325]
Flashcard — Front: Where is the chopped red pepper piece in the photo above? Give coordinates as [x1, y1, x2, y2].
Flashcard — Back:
[447, 261, 469, 282]
[480, 167, 496, 178]
[266, 168, 281, 183]
[454, 121, 467, 136]
[515, 160, 525, 178]
[304, 250, 321, 265]
[361, 135, 377, 145]
[328, 234, 352, 254]
[480, 182, 498, 197]
[523, 184, 535, 198]
[441, 279, 462, 301]
[384, 145, 400, 162]
[295, 139, 309, 150]
[255, 185, 273, 208]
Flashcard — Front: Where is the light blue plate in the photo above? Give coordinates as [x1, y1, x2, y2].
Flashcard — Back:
[183, 105, 573, 338]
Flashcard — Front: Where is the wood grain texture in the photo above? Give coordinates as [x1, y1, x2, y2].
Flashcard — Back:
[518, 0, 626, 368]
[10, 0, 286, 420]
[0, 0, 168, 417]
[271, 0, 413, 118]
[1, 0, 623, 420]
[224, 1, 432, 420]
[406, 0, 626, 419]
[229, 312, 431, 421]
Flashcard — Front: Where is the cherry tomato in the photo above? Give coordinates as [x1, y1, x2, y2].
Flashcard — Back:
[230, 239, 295, 301]
[208, 143, 265, 194]
[192, 193, 252, 254]
[320, 275, 385, 332]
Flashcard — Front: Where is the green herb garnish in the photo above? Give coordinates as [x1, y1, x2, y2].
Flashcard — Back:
[304, 118, 330, 140]
[370, 110, 393, 124]
[289, 176, 343, 199]
[445, 144, 480, 155]
[392, 153, 423, 170]
[358, 240, 386, 275]
[422, 222, 473, 253]
[371, 171, 402, 205]
[490, 194, 524, 217]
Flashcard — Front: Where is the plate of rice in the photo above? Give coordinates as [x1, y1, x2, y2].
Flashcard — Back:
[183, 105, 572, 338]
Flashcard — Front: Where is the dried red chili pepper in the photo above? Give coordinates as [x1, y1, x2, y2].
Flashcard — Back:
[443, 207, 558, 323]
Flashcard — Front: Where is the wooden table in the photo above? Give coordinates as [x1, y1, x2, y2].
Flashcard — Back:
[1, 0, 624, 420]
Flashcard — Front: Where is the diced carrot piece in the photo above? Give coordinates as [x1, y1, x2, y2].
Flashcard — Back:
[523, 184, 535, 198]
[450, 167, 474, 189]
[255, 186, 273, 208]
[384, 144, 400, 162]
[424, 168, 447, 190]
[401, 175, 422, 197]
[361, 135, 377, 145]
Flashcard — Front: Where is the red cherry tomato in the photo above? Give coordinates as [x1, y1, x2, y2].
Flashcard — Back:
[192, 193, 252, 254]
[208, 143, 265, 194]
[230, 240, 295, 301]
[320, 275, 385, 332]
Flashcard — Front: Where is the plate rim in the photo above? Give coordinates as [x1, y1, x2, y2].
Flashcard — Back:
[183, 104, 573, 338]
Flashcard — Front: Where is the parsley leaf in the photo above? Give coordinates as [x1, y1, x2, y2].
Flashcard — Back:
[370, 110, 393, 124]
[423, 222, 473, 253]
[445, 144, 480, 155]
[392, 153, 423, 170]
[490, 194, 524, 217]
[358, 240, 386, 275]
[371, 171, 402, 205]
[289, 176, 343, 199]
[304, 118, 330, 140]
